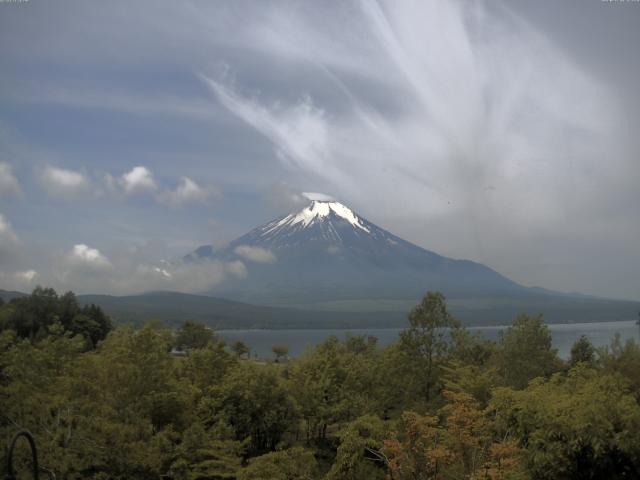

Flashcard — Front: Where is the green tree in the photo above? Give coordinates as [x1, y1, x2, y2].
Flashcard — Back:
[397, 291, 459, 404]
[237, 447, 317, 480]
[272, 343, 289, 362]
[326, 415, 388, 480]
[497, 314, 560, 389]
[599, 334, 640, 396]
[569, 335, 595, 367]
[175, 320, 215, 350]
[169, 423, 243, 480]
[201, 363, 298, 454]
[490, 366, 640, 479]
[231, 340, 250, 359]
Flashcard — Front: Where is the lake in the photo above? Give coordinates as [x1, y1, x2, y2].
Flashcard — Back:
[219, 320, 640, 359]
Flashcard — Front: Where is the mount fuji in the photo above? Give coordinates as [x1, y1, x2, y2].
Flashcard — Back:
[181, 199, 639, 325]
[188, 200, 532, 306]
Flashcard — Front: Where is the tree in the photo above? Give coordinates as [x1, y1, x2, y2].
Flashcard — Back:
[0, 287, 111, 348]
[326, 415, 388, 480]
[237, 447, 317, 480]
[490, 366, 640, 479]
[599, 334, 640, 397]
[383, 411, 453, 480]
[231, 340, 250, 359]
[272, 344, 289, 362]
[174, 320, 215, 350]
[569, 335, 595, 367]
[397, 291, 459, 403]
[497, 314, 560, 389]
[169, 423, 243, 480]
[202, 363, 299, 454]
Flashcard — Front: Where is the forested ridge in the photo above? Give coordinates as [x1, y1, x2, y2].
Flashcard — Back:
[2, 288, 640, 479]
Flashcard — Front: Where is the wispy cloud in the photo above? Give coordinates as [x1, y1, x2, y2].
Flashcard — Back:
[202, 0, 625, 282]
[0, 213, 23, 270]
[0, 163, 22, 197]
[117, 166, 157, 195]
[38, 165, 91, 198]
[0, 214, 20, 246]
[66, 244, 111, 268]
[0, 270, 38, 292]
[157, 176, 218, 208]
[234, 245, 277, 264]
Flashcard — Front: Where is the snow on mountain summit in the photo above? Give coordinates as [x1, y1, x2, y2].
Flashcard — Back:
[265, 200, 371, 234]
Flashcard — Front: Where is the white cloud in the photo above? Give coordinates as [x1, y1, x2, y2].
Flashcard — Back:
[67, 244, 111, 268]
[0, 270, 38, 292]
[49, 254, 241, 295]
[234, 245, 277, 264]
[0, 163, 22, 197]
[158, 176, 215, 207]
[119, 166, 157, 194]
[203, 0, 629, 295]
[0, 214, 20, 246]
[303, 192, 334, 202]
[38, 165, 91, 197]
[226, 259, 248, 278]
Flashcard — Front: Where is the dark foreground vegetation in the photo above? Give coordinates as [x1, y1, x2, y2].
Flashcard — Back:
[2, 288, 640, 479]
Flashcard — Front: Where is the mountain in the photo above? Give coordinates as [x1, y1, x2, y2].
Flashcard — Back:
[190, 200, 530, 304]
[186, 200, 639, 324]
[76, 291, 639, 329]
[0, 289, 29, 301]
[77, 291, 405, 329]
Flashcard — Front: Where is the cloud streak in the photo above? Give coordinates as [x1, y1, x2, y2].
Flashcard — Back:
[0, 163, 21, 197]
[201, 0, 632, 295]
[157, 176, 217, 208]
[234, 245, 277, 264]
[38, 165, 91, 198]
[118, 166, 157, 194]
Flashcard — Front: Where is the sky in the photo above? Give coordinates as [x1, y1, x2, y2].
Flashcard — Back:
[0, 0, 638, 299]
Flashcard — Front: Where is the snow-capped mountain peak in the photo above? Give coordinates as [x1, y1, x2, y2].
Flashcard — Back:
[264, 200, 371, 234]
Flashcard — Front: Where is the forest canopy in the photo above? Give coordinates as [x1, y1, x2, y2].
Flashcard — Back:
[2, 288, 640, 479]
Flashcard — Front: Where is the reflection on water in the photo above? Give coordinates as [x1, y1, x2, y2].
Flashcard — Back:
[219, 320, 640, 359]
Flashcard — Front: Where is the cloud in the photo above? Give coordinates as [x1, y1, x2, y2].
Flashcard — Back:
[119, 166, 157, 194]
[225, 259, 248, 278]
[66, 244, 111, 268]
[265, 181, 312, 213]
[50, 253, 241, 295]
[0, 270, 38, 292]
[234, 245, 277, 264]
[201, 0, 634, 296]
[303, 192, 334, 202]
[0, 214, 26, 270]
[0, 214, 20, 246]
[0, 163, 22, 197]
[157, 176, 216, 208]
[38, 165, 91, 198]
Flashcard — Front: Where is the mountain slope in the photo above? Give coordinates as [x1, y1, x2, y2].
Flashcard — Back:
[77, 291, 405, 329]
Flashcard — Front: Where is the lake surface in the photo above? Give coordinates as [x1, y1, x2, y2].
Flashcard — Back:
[219, 320, 640, 359]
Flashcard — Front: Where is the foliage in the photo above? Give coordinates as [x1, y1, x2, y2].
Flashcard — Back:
[231, 340, 250, 359]
[1, 288, 639, 480]
[490, 366, 640, 479]
[325, 415, 387, 480]
[395, 292, 460, 405]
[272, 343, 289, 361]
[0, 287, 112, 348]
[496, 314, 561, 389]
[236, 447, 317, 480]
[174, 320, 216, 351]
[569, 335, 596, 367]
